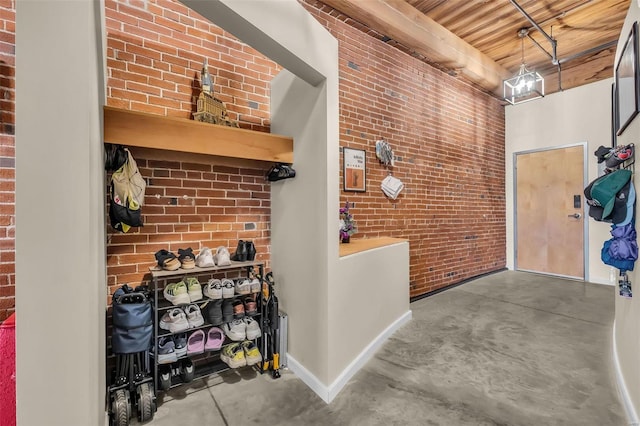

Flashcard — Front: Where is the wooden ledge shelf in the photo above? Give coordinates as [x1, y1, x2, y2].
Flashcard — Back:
[339, 237, 408, 257]
[103, 106, 293, 164]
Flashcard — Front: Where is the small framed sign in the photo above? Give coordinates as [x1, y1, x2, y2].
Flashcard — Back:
[343, 147, 366, 192]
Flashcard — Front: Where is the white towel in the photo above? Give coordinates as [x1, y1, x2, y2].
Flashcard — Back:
[381, 175, 404, 200]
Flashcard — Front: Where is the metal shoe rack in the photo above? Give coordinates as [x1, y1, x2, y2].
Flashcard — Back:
[148, 260, 264, 394]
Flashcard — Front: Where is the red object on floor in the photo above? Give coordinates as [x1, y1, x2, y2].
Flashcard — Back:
[0, 313, 16, 426]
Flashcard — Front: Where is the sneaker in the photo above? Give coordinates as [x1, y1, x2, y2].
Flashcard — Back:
[220, 342, 246, 368]
[249, 278, 261, 294]
[207, 299, 223, 325]
[214, 246, 231, 266]
[196, 247, 215, 268]
[156, 337, 178, 364]
[232, 300, 245, 319]
[163, 281, 190, 306]
[241, 340, 262, 366]
[184, 277, 203, 302]
[159, 308, 189, 333]
[184, 304, 205, 328]
[205, 327, 225, 351]
[244, 316, 261, 340]
[235, 278, 251, 295]
[222, 299, 234, 323]
[244, 297, 257, 316]
[221, 279, 235, 298]
[173, 333, 188, 358]
[187, 329, 206, 355]
[178, 247, 196, 269]
[223, 319, 246, 341]
[203, 279, 223, 299]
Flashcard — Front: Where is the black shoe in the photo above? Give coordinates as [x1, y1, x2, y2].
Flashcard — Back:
[245, 241, 256, 261]
[231, 240, 247, 262]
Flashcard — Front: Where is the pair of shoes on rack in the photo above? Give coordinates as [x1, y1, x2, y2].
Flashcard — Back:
[206, 298, 236, 325]
[155, 248, 196, 270]
[220, 340, 262, 368]
[159, 304, 205, 332]
[185, 326, 225, 355]
[231, 240, 256, 262]
[196, 246, 231, 267]
[156, 333, 189, 364]
[164, 278, 203, 305]
[203, 278, 234, 300]
[222, 317, 261, 342]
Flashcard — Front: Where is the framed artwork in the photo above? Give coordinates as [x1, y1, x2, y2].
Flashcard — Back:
[615, 21, 639, 136]
[343, 147, 366, 192]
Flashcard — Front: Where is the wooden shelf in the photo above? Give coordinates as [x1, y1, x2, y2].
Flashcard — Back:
[103, 106, 293, 164]
[339, 237, 408, 257]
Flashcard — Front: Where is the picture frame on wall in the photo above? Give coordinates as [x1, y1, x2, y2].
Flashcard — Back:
[615, 21, 639, 136]
[343, 147, 366, 192]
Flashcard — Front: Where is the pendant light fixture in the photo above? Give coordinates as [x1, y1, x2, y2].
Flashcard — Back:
[503, 28, 544, 105]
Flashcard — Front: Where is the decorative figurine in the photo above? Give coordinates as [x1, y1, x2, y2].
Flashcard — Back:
[193, 58, 239, 127]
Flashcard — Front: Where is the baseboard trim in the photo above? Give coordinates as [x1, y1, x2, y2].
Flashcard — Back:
[613, 320, 639, 426]
[288, 309, 413, 404]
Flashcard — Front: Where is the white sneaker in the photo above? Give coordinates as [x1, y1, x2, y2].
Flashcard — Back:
[159, 308, 189, 333]
[185, 304, 205, 328]
[244, 316, 262, 340]
[223, 319, 246, 341]
[196, 247, 215, 268]
[235, 278, 252, 295]
[204, 278, 223, 299]
[221, 279, 235, 299]
[250, 278, 261, 294]
[214, 246, 231, 266]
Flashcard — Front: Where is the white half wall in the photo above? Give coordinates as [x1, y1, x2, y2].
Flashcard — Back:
[15, 0, 107, 424]
[505, 78, 614, 285]
[613, 3, 640, 421]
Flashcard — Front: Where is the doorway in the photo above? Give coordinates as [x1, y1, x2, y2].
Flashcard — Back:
[514, 144, 587, 279]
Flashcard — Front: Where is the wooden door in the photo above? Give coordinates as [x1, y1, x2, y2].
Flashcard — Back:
[515, 145, 584, 279]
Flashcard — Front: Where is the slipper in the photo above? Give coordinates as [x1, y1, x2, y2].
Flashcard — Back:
[205, 327, 225, 351]
[266, 163, 296, 182]
[178, 247, 196, 269]
[155, 249, 180, 271]
[186, 329, 206, 356]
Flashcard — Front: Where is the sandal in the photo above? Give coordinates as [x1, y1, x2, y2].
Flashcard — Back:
[155, 249, 181, 271]
[266, 163, 296, 182]
[178, 247, 196, 269]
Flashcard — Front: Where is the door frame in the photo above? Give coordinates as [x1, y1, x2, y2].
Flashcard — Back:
[513, 142, 589, 281]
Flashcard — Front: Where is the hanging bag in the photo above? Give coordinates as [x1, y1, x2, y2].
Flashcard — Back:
[109, 148, 146, 232]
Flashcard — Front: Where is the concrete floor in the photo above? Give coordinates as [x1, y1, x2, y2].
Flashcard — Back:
[137, 270, 626, 426]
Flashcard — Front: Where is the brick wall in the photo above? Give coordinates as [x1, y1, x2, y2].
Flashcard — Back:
[0, 0, 14, 322]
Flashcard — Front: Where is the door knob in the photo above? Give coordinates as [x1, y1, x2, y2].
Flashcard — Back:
[568, 213, 581, 219]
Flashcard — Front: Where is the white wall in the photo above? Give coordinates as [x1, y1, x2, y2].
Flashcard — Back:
[505, 78, 613, 285]
[15, 0, 107, 424]
[613, 3, 640, 422]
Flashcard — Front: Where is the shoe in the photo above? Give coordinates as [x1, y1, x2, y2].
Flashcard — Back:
[222, 299, 234, 323]
[266, 163, 296, 182]
[232, 300, 245, 319]
[156, 336, 178, 364]
[207, 299, 224, 325]
[155, 249, 181, 271]
[220, 342, 246, 368]
[223, 319, 246, 341]
[221, 279, 235, 298]
[245, 241, 256, 261]
[187, 330, 206, 355]
[173, 333, 188, 358]
[231, 240, 248, 262]
[214, 246, 231, 266]
[249, 278, 261, 294]
[185, 304, 205, 328]
[163, 281, 191, 306]
[184, 277, 203, 302]
[244, 316, 261, 340]
[204, 278, 223, 299]
[159, 308, 189, 333]
[244, 296, 257, 316]
[178, 247, 196, 269]
[235, 278, 251, 295]
[241, 340, 262, 366]
[196, 247, 215, 268]
[205, 327, 225, 351]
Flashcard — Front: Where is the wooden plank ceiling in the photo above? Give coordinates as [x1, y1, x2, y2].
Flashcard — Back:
[322, 0, 628, 99]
